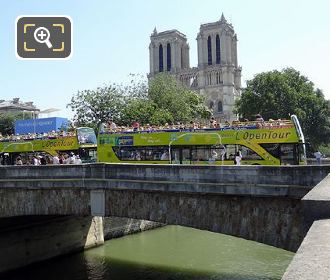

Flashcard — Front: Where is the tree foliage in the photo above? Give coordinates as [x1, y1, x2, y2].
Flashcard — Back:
[235, 68, 330, 149]
[67, 85, 125, 130]
[148, 74, 211, 124]
[67, 73, 211, 129]
[0, 112, 33, 135]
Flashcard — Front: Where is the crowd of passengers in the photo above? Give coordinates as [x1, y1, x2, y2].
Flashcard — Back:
[100, 114, 293, 134]
[0, 152, 82, 166]
[0, 130, 76, 142]
[0, 114, 292, 142]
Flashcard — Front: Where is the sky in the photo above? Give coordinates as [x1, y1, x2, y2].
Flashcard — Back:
[1, 0, 330, 119]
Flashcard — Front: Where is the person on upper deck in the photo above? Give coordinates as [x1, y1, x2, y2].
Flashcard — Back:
[255, 114, 264, 122]
[107, 119, 117, 132]
[132, 120, 140, 132]
[210, 117, 216, 128]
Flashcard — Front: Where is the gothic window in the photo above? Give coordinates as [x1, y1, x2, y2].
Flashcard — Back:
[167, 43, 171, 71]
[216, 72, 219, 84]
[209, 73, 212, 85]
[209, 101, 214, 109]
[207, 36, 212, 65]
[159, 44, 163, 72]
[216, 35, 221, 64]
[218, 101, 223, 113]
[181, 47, 184, 68]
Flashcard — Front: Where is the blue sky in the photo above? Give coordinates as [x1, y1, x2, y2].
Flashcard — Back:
[1, 0, 330, 119]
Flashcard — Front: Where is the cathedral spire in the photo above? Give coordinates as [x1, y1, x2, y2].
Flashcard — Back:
[152, 27, 157, 35]
[220, 13, 227, 23]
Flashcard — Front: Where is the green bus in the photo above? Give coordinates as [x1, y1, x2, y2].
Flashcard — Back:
[0, 127, 97, 165]
[97, 115, 306, 166]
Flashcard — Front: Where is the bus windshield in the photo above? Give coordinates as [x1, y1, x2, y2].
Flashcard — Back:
[77, 127, 97, 145]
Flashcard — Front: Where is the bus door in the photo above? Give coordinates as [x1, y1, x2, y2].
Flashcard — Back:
[280, 144, 298, 165]
[170, 147, 192, 164]
[182, 147, 191, 164]
[170, 147, 180, 164]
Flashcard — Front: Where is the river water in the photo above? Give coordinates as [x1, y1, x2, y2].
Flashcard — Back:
[4, 225, 294, 280]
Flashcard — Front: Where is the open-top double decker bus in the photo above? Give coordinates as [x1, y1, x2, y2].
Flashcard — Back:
[97, 115, 306, 166]
[0, 127, 97, 165]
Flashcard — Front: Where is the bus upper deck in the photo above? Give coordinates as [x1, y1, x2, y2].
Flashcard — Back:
[97, 116, 306, 165]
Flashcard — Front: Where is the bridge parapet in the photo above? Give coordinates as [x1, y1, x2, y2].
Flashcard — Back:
[0, 163, 329, 186]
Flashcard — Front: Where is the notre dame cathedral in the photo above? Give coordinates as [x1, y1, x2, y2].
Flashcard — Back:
[148, 14, 242, 121]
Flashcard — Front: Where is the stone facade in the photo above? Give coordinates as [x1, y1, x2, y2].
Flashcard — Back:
[148, 14, 242, 121]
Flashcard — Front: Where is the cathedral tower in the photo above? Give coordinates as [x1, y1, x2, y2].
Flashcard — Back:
[149, 28, 190, 77]
[148, 14, 241, 121]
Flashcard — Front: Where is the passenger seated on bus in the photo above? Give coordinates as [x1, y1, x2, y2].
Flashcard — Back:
[99, 122, 107, 133]
[210, 117, 216, 128]
[40, 156, 47, 165]
[52, 154, 60, 165]
[266, 119, 275, 128]
[15, 156, 23, 166]
[255, 114, 265, 128]
[232, 120, 240, 128]
[32, 155, 40, 166]
[224, 121, 230, 127]
[255, 114, 264, 122]
[189, 121, 196, 131]
[75, 155, 82, 164]
[107, 119, 117, 132]
[132, 120, 140, 132]
[135, 151, 141, 161]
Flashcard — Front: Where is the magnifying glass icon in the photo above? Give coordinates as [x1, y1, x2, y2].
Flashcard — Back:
[34, 27, 53, 49]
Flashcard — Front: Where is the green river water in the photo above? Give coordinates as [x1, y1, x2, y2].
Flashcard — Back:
[3, 225, 294, 280]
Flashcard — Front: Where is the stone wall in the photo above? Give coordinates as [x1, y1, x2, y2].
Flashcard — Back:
[0, 216, 163, 275]
[103, 217, 163, 240]
[105, 190, 304, 251]
[0, 216, 103, 274]
[1, 164, 329, 187]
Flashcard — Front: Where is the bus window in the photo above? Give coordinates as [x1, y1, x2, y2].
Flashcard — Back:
[225, 145, 236, 161]
[192, 146, 210, 162]
[238, 145, 262, 160]
[170, 148, 180, 164]
[79, 148, 97, 163]
[280, 144, 296, 165]
[113, 147, 146, 161]
[182, 148, 191, 164]
[77, 127, 97, 144]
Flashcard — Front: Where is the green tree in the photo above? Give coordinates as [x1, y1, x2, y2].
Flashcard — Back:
[0, 114, 15, 135]
[235, 68, 330, 149]
[148, 73, 211, 124]
[0, 112, 33, 135]
[68, 73, 211, 128]
[67, 85, 125, 130]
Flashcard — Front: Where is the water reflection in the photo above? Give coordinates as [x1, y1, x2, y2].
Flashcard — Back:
[3, 226, 294, 280]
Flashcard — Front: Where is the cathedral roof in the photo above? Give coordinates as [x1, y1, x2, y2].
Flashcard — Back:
[199, 13, 234, 32]
[150, 29, 187, 40]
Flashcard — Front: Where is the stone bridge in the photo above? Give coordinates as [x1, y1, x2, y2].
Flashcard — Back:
[1, 164, 329, 250]
[2, 164, 330, 278]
